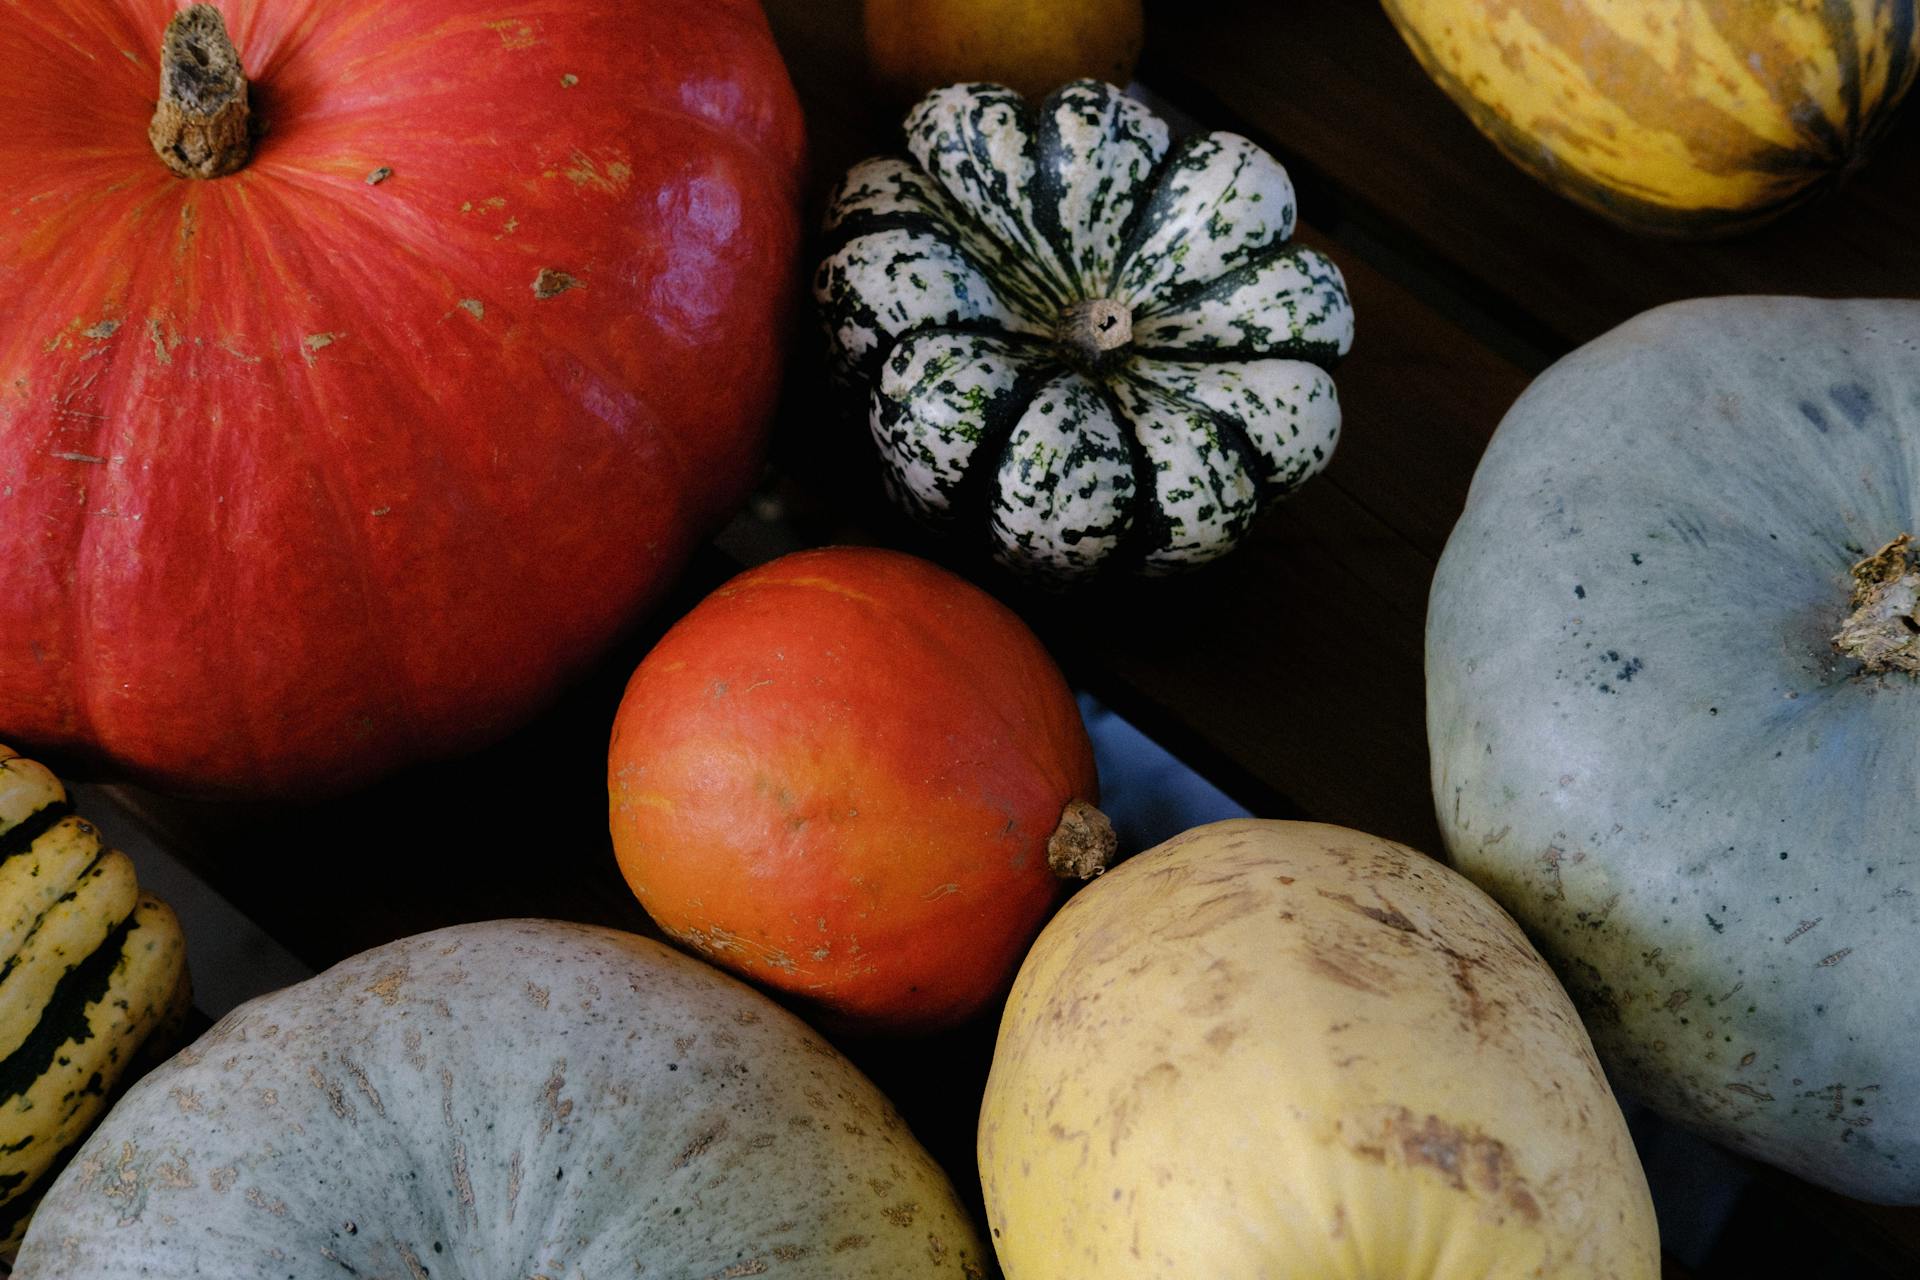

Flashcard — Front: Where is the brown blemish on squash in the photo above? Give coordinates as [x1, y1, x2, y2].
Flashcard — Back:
[1344, 1108, 1542, 1224]
[1158, 889, 1261, 940]
[532, 268, 581, 299]
[452, 1138, 477, 1225]
[881, 1201, 920, 1226]
[672, 1119, 728, 1168]
[1317, 888, 1418, 933]
[540, 1061, 572, 1135]
[342, 1053, 385, 1118]
[832, 1234, 871, 1252]
[245, 1186, 289, 1216]
[308, 1067, 355, 1121]
[526, 981, 550, 1008]
[365, 967, 407, 1005]
[155, 1156, 194, 1190]
[484, 19, 541, 49]
[300, 331, 343, 366]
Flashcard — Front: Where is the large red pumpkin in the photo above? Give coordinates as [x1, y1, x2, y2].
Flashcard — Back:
[608, 547, 1111, 1033]
[0, 0, 804, 795]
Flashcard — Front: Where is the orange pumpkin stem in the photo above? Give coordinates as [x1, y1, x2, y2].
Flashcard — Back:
[1046, 799, 1118, 880]
[149, 5, 252, 180]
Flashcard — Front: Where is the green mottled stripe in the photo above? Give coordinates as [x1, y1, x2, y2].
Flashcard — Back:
[1132, 357, 1340, 502]
[822, 157, 1058, 325]
[1113, 133, 1297, 309]
[989, 372, 1138, 578]
[1135, 244, 1353, 365]
[872, 329, 1055, 522]
[1027, 82, 1171, 297]
[1108, 374, 1263, 573]
[905, 84, 1074, 310]
[813, 224, 1040, 385]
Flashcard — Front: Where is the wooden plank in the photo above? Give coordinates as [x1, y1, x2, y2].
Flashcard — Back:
[1143, 0, 1920, 358]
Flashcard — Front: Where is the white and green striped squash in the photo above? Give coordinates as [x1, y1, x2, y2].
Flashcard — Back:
[1428, 297, 1920, 1203]
[16, 918, 990, 1278]
[0, 746, 188, 1263]
[816, 80, 1354, 580]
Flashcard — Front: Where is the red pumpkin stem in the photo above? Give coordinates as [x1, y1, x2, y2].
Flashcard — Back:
[1046, 799, 1118, 880]
[149, 5, 252, 180]
[1832, 534, 1920, 674]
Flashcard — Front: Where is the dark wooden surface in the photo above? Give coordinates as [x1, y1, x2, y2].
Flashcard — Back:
[105, 1, 1920, 1276]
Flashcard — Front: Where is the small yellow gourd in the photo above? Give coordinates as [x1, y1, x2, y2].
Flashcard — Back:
[0, 746, 189, 1260]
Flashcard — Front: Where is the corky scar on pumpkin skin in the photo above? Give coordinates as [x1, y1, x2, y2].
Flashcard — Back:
[1832, 533, 1920, 674]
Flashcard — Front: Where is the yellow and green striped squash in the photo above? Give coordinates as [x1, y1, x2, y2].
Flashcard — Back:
[0, 747, 188, 1262]
[1382, 0, 1920, 236]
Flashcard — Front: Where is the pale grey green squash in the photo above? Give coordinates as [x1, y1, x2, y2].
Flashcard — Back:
[1427, 297, 1920, 1203]
[14, 919, 989, 1277]
[816, 80, 1353, 581]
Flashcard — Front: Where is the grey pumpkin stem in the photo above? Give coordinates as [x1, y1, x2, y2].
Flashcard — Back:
[1832, 534, 1920, 674]
[1046, 799, 1118, 880]
[149, 4, 252, 179]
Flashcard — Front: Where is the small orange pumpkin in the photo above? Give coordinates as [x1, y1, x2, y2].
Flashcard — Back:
[607, 547, 1110, 1032]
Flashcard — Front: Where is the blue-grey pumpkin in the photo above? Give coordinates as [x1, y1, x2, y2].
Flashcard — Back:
[1427, 297, 1920, 1203]
[815, 80, 1353, 581]
[15, 919, 989, 1276]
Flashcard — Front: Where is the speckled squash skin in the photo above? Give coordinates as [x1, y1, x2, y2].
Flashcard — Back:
[609, 546, 1098, 1033]
[13, 919, 990, 1278]
[0, 746, 189, 1262]
[1427, 297, 1920, 1202]
[816, 81, 1352, 581]
[978, 819, 1657, 1279]
[1381, 0, 1920, 236]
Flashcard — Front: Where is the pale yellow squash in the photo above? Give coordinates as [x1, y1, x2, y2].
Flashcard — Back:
[1382, 0, 1920, 235]
[978, 819, 1658, 1278]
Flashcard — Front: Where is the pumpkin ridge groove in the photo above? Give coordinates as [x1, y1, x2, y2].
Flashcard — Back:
[962, 357, 1074, 534]
[911, 85, 1075, 310]
[1130, 369, 1276, 501]
[1104, 131, 1212, 298]
[1821, 0, 1865, 141]
[0, 804, 73, 867]
[0, 916, 134, 1107]
[1027, 85, 1087, 298]
[1693, 3, 1850, 160]
[1091, 378, 1171, 572]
